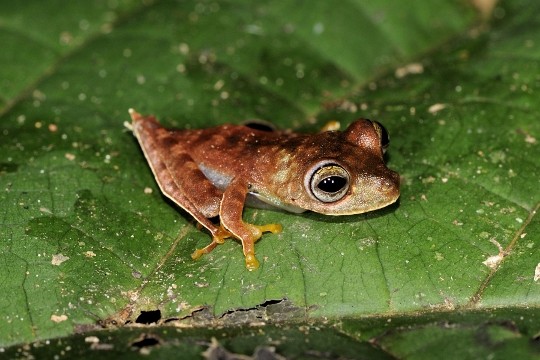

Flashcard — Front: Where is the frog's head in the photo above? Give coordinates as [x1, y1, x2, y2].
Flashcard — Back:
[295, 119, 400, 215]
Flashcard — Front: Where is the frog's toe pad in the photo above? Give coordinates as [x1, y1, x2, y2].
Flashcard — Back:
[191, 248, 206, 260]
[245, 253, 260, 271]
[191, 240, 219, 260]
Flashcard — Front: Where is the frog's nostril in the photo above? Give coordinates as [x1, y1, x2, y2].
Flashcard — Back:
[380, 179, 394, 190]
[377, 173, 400, 193]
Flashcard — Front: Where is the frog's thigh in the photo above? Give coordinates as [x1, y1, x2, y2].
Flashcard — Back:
[133, 119, 220, 230]
[148, 150, 220, 232]
[164, 152, 222, 218]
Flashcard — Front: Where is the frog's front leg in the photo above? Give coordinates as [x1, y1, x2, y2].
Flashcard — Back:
[219, 178, 282, 270]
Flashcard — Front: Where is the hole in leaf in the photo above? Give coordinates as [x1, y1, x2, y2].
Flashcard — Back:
[260, 299, 283, 307]
[131, 334, 161, 348]
[135, 310, 161, 324]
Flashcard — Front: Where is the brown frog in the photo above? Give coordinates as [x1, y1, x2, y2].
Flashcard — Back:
[127, 109, 400, 270]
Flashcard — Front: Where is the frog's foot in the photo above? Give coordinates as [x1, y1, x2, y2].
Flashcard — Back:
[213, 224, 233, 244]
[241, 223, 282, 271]
[191, 241, 217, 260]
[244, 252, 260, 271]
[250, 223, 282, 243]
[191, 225, 233, 260]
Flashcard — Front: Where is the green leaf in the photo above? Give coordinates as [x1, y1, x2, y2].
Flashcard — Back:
[1, 0, 539, 357]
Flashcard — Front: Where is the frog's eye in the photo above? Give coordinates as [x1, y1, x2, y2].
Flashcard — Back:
[370, 120, 390, 153]
[309, 164, 350, 203]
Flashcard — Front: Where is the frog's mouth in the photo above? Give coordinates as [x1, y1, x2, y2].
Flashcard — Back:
[311, 170, 401, 216]
[318, 192, 400, 216]
[247, 191, 306, 213]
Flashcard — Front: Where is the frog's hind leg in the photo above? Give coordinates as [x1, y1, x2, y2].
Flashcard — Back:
[130, 111, 229, 256]
[161, 151, 236, 259]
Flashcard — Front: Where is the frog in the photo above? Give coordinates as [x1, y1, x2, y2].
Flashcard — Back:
[127, 109, 400, 270]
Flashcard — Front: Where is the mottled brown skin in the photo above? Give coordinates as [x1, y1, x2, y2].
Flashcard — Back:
[128, 109, 400, 270]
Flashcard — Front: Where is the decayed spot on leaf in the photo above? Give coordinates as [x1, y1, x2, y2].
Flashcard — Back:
[39, 207, 52, 214]
[51, 253, 70, 266]
[534, 263, 540, 282]
[51, 314, 68, 323]
[524, 134, 537, 144]
[201, 337, 285, 360]
[482, 239, 505, 269]
[131, 333, 162, 356]
[85, 335, 114, 350]
[395, 62, 424, 78]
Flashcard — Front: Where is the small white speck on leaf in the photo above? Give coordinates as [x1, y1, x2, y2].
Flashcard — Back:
[144, 187, 153, 194]
[52, 254, 70, 266]
[178, 43, 189, 55]
[213, 79, 225, 90]
[428, 103, 447, 114]
[84, 251, 96, 258]
[65, 153, 75, 161]
[51, 314, 68, 323]
[85, 336, 100, 344]
[534, 263, 540, 282]
[313, 22, 324, 35]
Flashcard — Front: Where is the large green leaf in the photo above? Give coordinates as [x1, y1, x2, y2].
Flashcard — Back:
[1, 0, 539, 357]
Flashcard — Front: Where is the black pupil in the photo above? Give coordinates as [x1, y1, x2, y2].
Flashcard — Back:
[317, 176, 347, 193]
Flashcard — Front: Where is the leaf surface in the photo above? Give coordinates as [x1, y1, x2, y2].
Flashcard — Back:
[1, 0, 539, 357]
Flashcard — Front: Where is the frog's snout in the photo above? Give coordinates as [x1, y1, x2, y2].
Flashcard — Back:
[377, 169, 400, 198]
